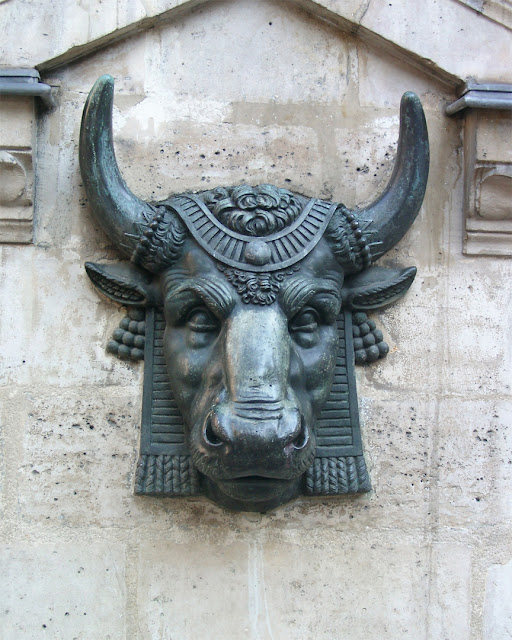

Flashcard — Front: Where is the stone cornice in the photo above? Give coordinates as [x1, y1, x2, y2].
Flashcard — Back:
[453, 0, 512, 31]
[1, 0, 510, 85]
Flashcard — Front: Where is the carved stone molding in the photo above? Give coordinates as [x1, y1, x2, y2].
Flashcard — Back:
[0, 149, 34, 243]
[0, 69, 54, 243]
[447, 83, 512, 256]
[454, 0, 512, 30]
[0, 70, 53, 244]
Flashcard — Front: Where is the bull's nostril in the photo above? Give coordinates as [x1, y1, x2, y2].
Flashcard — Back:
[204, 418, 224, 447]
[292, 416, 308, 450]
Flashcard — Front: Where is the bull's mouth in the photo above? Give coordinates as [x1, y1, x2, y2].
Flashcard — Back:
[214, 475, 296, 503]
[231, 475, 283, 483]
[202, 471, 304, 511]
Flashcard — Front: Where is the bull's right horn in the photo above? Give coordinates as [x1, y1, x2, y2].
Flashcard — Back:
[79, 75, 156, 256]
[353, 92, 429, 261]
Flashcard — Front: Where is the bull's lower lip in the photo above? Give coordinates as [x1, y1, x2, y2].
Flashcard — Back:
[215, 475, 292, 501]
[203, 474, 303, 512]
[230, 475, 288, 486]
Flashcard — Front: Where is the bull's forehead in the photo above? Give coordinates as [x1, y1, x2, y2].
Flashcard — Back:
[295, 237, 344, 284]
[161, 237, 344, 313]
[172, 237, 342, 279]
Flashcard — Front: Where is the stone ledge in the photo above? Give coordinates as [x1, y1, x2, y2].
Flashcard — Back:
[0, 219, 33, 244]
[465, 229, 512, 256]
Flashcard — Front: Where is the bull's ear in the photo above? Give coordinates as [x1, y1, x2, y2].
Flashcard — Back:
[85, 261, 162, 307]
[343, 266, 416, 310]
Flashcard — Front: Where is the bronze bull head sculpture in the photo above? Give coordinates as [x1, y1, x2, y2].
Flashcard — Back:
[80, 75, 429, 512]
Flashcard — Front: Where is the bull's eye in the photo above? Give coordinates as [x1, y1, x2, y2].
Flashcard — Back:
[289, 308, 322, 348]
[186, 307, 219, 332]
[289, 309, 319, 333]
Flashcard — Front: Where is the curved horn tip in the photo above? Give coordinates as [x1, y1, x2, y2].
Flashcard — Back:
[93, 74, 115, 90]
[84, 75, 115, 109]
[400, 91, 427, 123]
[81, 77, 114, 136]
[401, 90, 421, 105]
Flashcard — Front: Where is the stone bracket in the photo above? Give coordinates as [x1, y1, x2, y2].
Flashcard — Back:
[447, 83, 512, 257]
[0, 69, 54, 244]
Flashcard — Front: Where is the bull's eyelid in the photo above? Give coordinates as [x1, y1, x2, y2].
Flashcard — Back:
[280, 274, 341, 319]
[163, 290, 197, 325]
[289, 308, 320, 333]
[165, 281, 234, 323]
[186, 306, 219, 331]
[189, 283, 234, 320]
[284, 287, 341, 323]
[310, 292, 342, 323]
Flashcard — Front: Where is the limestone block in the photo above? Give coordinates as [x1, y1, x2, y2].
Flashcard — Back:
[436, 398, 512, 529]
[141, 1, 351, 107]
[355, 291, 444, 395]
[474, 111, 512, 164]
[358, 0, 512, 83]
[251, 539, 442, 639]
[16, 389, 140, 527]
[0, 247, 144, 388]
[484, 558, 512, 640]
[0, 543, 126, 639]
[427, 543, 472, 640]
[334, 117, 403, 206]
[0, 97, 34, 148]
[358, 395, 436, 525]
[0, 246, 34, 387]
[439, 259, 512, 397]
[456, 0, 512, 30]
[53, 34, 148, 96]
[137, 541, 249, 638]
[357, 42, 454, 111]
[113, 120, 324, 201]
[0, 97, 35, 244]
[32, 96, 100, 252]
[0, 405, 4, 520]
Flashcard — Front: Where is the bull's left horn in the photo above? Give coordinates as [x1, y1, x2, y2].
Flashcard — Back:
[79, 75, 155, 255]
[353, 92, 429, 260]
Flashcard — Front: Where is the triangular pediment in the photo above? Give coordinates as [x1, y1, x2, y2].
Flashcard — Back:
[2, 0, 510, 85]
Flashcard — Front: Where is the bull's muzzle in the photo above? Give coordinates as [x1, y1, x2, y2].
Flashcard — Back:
[196, 400, 314, 509]
[195, 306, 314, 481]
[202, 400, 310, 469]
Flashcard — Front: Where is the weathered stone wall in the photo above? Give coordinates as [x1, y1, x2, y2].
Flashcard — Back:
[0, 1, 511, 638]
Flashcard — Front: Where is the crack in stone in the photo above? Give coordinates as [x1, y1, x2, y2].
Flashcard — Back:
[354, 0, 372, 28]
